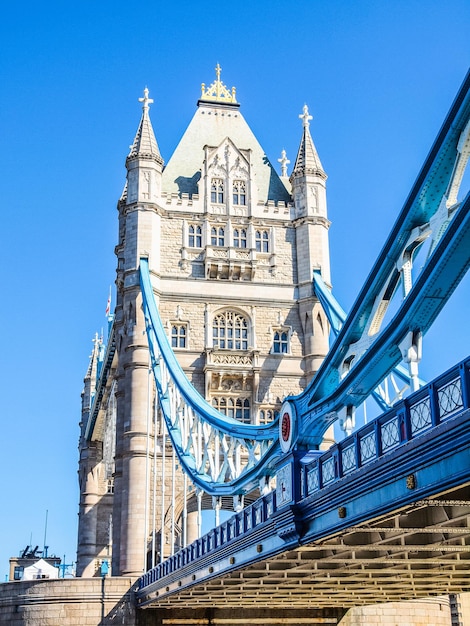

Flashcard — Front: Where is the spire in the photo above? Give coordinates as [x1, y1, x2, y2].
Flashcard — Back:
[127, 87, 163, 164]
[199, 63, 238, 105]
[278, 149, 290, 177]
[291, 104, 325, 179]
[85, 333, 102, 381]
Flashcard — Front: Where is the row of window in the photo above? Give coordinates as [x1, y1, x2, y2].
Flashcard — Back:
[212, 397, 251, 423]
[171, 311, 290, 353]
[211, 179, 246, 206]
[208, 401, 278, 425]
[188, 225, 270, 252]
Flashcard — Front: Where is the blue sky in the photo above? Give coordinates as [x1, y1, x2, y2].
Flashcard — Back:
[0, 0, 468, 579]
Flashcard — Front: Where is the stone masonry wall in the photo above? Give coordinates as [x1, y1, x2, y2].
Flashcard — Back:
[1, 580, 465, 625]
[339, 596, 452, 626]
[0, 578, 135, 626]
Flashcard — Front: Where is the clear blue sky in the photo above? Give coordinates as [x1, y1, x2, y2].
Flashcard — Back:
[0, 0, 468, 579]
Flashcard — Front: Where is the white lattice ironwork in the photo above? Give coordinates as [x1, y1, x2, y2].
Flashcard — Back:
[438, 376, 463, 418]
[381, 416, 400, 451]
[410, 397, 432, 434]
[341, 444, 356, 474]
[322, 457, 335, 484]
[307, 467, 319, 493]
[360, 432, 376, 464]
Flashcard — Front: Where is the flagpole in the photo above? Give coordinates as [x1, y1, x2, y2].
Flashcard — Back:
[105, 286, 112, 338]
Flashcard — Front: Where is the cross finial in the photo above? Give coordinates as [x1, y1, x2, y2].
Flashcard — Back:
[278, 149, 290, 177]
[215, 63, 222, 81]
[138, 87, 154, 112]
[300, 104, 313, 128]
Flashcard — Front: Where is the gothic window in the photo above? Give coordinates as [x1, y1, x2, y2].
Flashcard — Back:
[232, 180, 246, 205]
[188, 224, 202, 248]
[213, 310, 248, 350]
[213, 397, 251, 423]
[272, 329, 289, 354]
[211, 226, 225, 246]
[171, 324, 187, 348]
[255, 230, 270, 253]
[211, 178, 224, 203]
[233, 228, 247, 248]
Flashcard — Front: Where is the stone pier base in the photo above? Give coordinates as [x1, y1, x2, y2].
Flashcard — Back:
[0, 577, 135, 625]
[0, 578, 466, 625]
[339, 597, 451, 625]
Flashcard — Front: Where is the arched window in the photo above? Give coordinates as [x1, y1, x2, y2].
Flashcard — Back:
[259, 409, 277, 424]
[213, 310, 249, 350]
[233, 180, 246, 205]
[171, 324, 187, 348]
[211, 178, 224, 204]
[188, 224, 202, 248]
[233, 228, 247, 248]
[236, 398, 250, 422]
[273, 330, 289, 354]
[255, 230, 270, 252]
[211, 226, 225, 246]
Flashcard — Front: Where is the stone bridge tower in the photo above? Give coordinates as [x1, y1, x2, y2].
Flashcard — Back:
[77, 66, 332, 578]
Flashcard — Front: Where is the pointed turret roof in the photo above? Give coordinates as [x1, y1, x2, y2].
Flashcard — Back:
[291, 105, 326, 179]
[85, 333, 101, 381]
[127, 88, 163, 164]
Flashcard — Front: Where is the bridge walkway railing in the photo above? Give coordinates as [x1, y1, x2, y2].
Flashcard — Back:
[305, 356, 469, 496]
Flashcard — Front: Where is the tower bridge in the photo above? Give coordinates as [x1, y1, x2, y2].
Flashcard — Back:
[74, 67, 470, 625]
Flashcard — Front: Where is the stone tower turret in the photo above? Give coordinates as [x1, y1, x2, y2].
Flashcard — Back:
[113, 89, 164, 577]
[77, 336, 113, 577]
[290, 105, 331, 379]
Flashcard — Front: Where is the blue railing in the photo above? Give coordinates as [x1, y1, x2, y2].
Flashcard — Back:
[302, 357, 469, 497]
[139, 490, 277, 589]
[139, 356, 470, 591]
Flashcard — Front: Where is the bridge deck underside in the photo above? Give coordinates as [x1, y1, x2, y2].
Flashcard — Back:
[143, 486, 469, 610]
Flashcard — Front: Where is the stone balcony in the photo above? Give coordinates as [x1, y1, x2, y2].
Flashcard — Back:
[204, 246, 256, 280]
[204, 348, 259, 370]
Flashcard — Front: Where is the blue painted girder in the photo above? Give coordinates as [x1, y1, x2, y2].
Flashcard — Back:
[313, 270, 423, 408]
[295, 190, 470, 446]
[289, 70, 470, 446]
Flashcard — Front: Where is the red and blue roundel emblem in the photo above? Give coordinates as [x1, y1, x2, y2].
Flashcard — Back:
[279, 402, 295, 453]
[281, 412, 291, 442]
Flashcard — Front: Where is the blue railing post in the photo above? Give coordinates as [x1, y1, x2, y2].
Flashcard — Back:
[397, 407, 408, 443]
[459, 360, 470, 409]
[374, 418, 382, 458]
[333, 446, 341, 480]
[353, 432, 361, 468]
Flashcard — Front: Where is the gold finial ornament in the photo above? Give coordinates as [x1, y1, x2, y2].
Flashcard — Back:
[200, 64, 237, 104]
